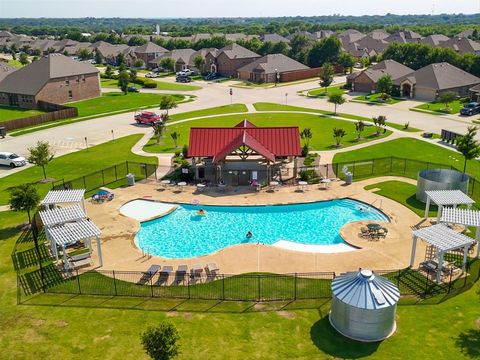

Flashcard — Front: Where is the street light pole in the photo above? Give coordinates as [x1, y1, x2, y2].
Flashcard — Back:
[275, 69, 278, 86]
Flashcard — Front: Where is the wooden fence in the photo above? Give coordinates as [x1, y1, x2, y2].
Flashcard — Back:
[0, 101, 78, 131]
[279, 64, 343, 83]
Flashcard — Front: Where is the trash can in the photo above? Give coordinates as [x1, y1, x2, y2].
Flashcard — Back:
[0, 127, 6, 138]
[126, 173, 135, 186]
[345, 172, 353, 185]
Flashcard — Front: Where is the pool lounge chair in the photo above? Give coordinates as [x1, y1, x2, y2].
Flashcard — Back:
[175, 265, 188, 285]
[190, 264, 203, 284]
[67, 251, 93, 269]
[137, 264, 160, 284]
[157, 266, 173, 285]
[205, 262, 219, 281]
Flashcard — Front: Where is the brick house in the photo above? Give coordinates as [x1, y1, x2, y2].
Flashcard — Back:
[0, 54, 100, 109]
[134, 42, 168, 67]
[206, 44, 260, 78]
[237, 54, 309, 83]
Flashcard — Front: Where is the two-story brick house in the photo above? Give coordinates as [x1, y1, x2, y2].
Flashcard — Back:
[206, 44, 260, 78]
[0, 54, 100, 109]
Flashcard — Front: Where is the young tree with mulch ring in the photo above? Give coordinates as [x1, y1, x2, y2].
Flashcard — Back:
[27, 141, 55, 181]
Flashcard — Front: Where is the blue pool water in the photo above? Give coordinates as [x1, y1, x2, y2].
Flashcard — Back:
[135, 199, 389, 259]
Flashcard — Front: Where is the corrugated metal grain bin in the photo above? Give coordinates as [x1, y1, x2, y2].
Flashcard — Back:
[329, 269, 400, 342]
[416, 169, 469, 202]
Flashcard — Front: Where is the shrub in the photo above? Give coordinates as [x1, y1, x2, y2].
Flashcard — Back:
[174, 151, 181, 157]
[141, 322, 180, 360]
[182, 144, 189, 158]
[299, 170, 320, 184]
[134, 77, 157, 88]
[301, 144, 309, 157]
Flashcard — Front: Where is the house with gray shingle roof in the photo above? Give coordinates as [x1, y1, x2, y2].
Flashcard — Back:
[439, 37, 480, 55]
[237, 53, 309, 83]
[0, 54, 100, 109]
[394, 62, 480, 100]
[206, 43, 260, 78]
[420, 34, 450, 47]
[134, 42, 168, 66]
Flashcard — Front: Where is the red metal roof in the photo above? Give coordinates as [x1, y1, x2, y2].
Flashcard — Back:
[188, 120, 301, 162]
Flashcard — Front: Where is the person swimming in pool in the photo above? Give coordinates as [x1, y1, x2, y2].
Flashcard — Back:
[197, 209, 206, 215]
[246, 231, 253, 239]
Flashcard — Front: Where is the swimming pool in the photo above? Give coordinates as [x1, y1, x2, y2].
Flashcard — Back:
[133, 199, 389, 259]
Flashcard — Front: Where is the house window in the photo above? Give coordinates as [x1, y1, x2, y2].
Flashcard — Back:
[65, 78, 70, 85]
[68, 90, 73, 99]
[76, 76, 80, 83]
[82, 75, 86, 82]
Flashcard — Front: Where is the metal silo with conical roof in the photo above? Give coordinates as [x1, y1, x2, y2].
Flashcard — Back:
[329, 269, 400, 342]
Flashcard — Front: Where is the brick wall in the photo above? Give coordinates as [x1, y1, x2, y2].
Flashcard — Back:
[35, 73, 101, 105]
[351, 72, 376, 93]
[279, 65, 343, 83]
[216, 53, 260, 78]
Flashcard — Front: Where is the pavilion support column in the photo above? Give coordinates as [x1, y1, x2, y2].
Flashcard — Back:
[293, 157, 298, 178]
[410, 235, 418, 267]
[62, 244, 68, 271]
[424, 197, 431, 219]
[437, 205, 443, 224]
[81, 198, 86, 215]
[96, 235, 103, 267]
[436, 251, 444, 283]
[192, 157, 198, 181]
[462, 245, 469, 271]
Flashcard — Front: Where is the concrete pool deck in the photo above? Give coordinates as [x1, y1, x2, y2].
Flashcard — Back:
[84, 176, 430, 274]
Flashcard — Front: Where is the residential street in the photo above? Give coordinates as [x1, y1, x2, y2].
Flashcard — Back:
[1, 75, 478, 179]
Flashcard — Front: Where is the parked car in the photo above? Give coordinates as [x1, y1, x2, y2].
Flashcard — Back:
[460, 102, 480, 116]
[176, 69, 196, 77]
[152, 67, 166, 73]
[0, 152, 27, 168]
[127, 86, 139, 93]
[145, 72, 159, 78]
[134, 111, 162, 125]
[176, 75, 192, 83]
[203, 72, 218, 80]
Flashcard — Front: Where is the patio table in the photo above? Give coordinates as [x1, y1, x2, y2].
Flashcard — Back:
[160, 180, 170, 188]
[196, 183, 206, 192]
[218, 183, 226, 192]
[367, 223, 381, 231]
[177, 181, 187, 192]
[270, 181, 279, 191]
[298, 181, 308, 192]
[320, 179, 331, 189]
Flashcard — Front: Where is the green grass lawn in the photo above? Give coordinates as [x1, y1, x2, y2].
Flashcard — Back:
[253, 103, 423, 132]
[100, 78, 201, 91]
[365, 180, 438, 217]
[0, 106, 45, 123]
[0, 134, 157, 206]
[69, 92, 185, 118]
[143, 112, 392, 153]
[332, 138, 480, 176]
[306, 84, 346, 97]
[414, 100, 464, 114]
[169, 104, 248, 122]
[7, 59, 22, 67]
[353, 93, 402, 105]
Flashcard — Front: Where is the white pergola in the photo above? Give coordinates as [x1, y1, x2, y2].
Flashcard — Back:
[424, 190, 474, 223]
[39, 204, 86, 227]
[410, 224, 475, 282]
[45, 219, 102, 270]
[41, 189, 86, 213]
[441, 207, 480, 258]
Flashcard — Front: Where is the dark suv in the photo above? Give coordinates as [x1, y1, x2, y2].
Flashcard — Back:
[460, 102, 480, 116]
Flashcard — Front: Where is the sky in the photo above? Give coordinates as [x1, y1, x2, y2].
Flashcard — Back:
[0, 0, 479, 18]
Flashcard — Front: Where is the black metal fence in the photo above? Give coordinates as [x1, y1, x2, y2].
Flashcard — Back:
[51, 161, 159, 194]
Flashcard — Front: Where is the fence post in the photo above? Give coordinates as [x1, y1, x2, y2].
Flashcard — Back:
[222, 275, 225, 300]
[144, 163, 148, 179]
[447, 269, 453, 293]
[112, 270, 118, 296]
[397, 270, 401, 290]
[424, 269, 429, 296]
[101, 169, 105, 185]
[76, 270, 82, 295]
[126, 161, 129, 174]
[403, 158, 407, 174]
[83, 176, 86, 189]
[114, 164, 118, 181]
[294, 273, 297, 300]
[187, 278, 191, 299]
[257, 275, 261, 302]
[150, 276, 154, 297]
[352, 161, 355, 177]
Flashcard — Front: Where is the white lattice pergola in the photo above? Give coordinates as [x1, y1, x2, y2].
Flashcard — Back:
[45, 219, 102, 270]
[39, 204, 86, 227]
[41, 189, 86, 213]
[410, 224, 475, 282]
[424, 190, 474, 222]
[441, 207, 480, 258]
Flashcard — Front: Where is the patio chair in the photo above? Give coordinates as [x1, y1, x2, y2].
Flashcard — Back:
[67, 252, 93, 269]
[175, 265, 188, 285]
[190, 265, 203, 284]
[91, 194, 103, 204]
[419, 259, 438, 272]
[360, 227, 370, 237]
[205, 262, 219, 281]
[106, 193, 114, 201]
[378, 228, 388, 238]
[137, 264, 160, 284]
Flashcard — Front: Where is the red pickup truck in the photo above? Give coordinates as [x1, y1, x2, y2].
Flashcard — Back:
[134, 111, 162, 125]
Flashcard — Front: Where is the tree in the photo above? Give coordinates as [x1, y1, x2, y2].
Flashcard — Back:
[94, 50, 103, 65]
[289, 34, 311, 61]
[456, 126, 480, 173]
[328, 93, 345, 115]
[193, 55, 205, 73]
[160, 57, 175, 72]
[116, 52, 125, 66]
[373, 115, 387, 136]
[153, 121, 166, 144]
[376, 74, 392, 96]
[338, 52, 356, 74]
[129, 69, 137, 83]
[159, 95, 177, 115]
[170, 131, 180, 148]
[9, 183, 40, 225]
[78, 48, 91, 60]
[300, 128, 312, 147]
[333, 128, 346, 147]
[27, 141, 55, 180]
[141, 322, 180, 360]
[104, 65, 113, 78]
[319, 63, 334, 95]
[355, 121, 365, 140]
[118, 70, 130, 94]
[134, 59, 145, 68]
[307, 36, 341, 67]
[271, 41, 289, 56]
[437, 91, 457, 111]
[19, 52, 29, 65]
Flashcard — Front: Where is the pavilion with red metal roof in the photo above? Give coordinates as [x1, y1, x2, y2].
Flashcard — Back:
[188, 120, 301, 185]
